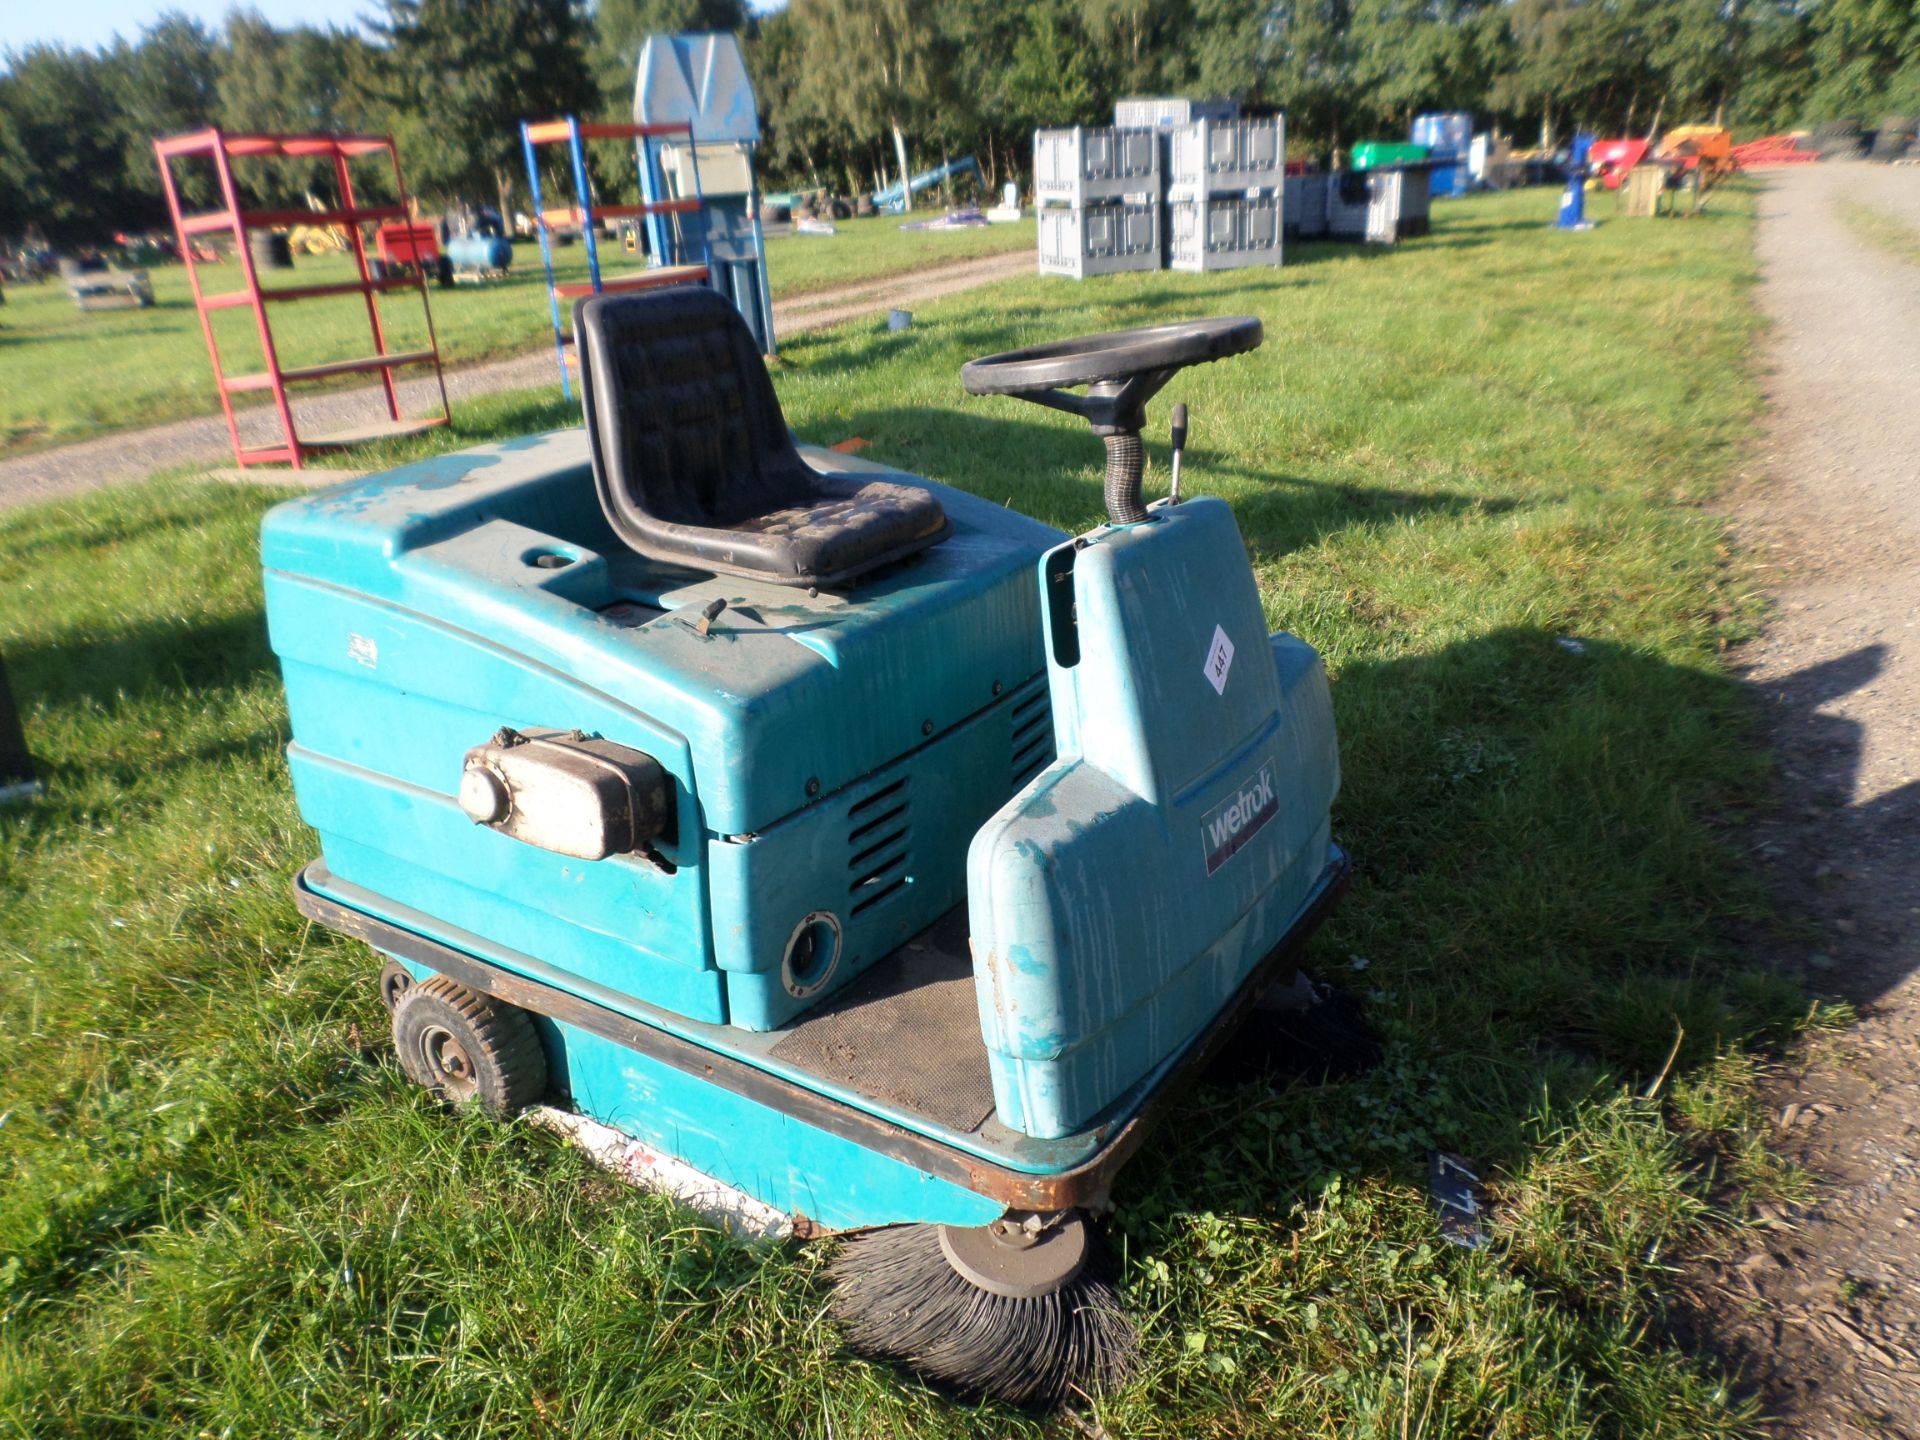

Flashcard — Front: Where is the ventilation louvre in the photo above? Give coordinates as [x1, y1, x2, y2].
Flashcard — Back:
[848, 778, 911, 915]
[1009, 683, 1054, 789]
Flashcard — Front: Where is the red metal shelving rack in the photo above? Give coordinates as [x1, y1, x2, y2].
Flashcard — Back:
[155, 129, 453, 470]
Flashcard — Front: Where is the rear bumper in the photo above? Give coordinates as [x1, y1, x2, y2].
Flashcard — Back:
[295, 844, 1349, 1213]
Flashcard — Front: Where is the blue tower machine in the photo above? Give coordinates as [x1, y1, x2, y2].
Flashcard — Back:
[634, 33, 776, 354]
[1555, 132, 1596, 231]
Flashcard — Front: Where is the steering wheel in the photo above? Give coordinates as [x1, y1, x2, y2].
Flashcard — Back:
[961, 316, 1262, 524]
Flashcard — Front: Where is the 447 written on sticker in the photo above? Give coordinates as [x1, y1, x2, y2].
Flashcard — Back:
[1203, 624, 1235, 695]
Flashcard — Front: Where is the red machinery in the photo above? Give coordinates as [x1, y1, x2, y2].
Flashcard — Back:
[1590, 138, 1650, 189]
[154, 129, 452, 471]
[1732, 134, 1821, 169]
[375, 221, 443, 278]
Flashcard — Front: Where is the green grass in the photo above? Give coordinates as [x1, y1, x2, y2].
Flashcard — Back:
[0, 213, 1033, 456]
[0, 184, 1827, 1436]
[1840, 200, 1920, 267]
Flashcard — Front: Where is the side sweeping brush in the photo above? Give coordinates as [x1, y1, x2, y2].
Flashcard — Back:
[827, 1209, 1136, 1407]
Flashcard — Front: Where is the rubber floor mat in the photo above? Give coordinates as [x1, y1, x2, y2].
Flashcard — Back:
[768, 916, 997, 1134]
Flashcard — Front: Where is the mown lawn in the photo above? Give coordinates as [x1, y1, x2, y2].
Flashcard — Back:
[0, 212, 1034, 456]
[0, 184, 1827, 1437]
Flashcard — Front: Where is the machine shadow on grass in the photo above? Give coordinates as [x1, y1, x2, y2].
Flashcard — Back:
[1152, 629, 1843, 1136]
[0, 605, 286, 827]
[801, 406, 1518, 546]
[1117, 626, 1877, 1235]
[1719, 641, 1920, 1015]
[3, 609, 273, 710]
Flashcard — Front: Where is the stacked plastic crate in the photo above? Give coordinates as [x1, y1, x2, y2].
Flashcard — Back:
[1283, 171, 1328, 239]
[1112, 96, 1239, 131]
[1034, 126, 1162, 279]
[1164, 116, 1285, 271]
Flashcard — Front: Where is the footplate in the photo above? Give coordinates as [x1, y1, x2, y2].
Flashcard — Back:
[296, 845, 1348, 1214]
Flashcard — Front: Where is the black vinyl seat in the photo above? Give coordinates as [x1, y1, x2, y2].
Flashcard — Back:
[574, 287, 951, 588]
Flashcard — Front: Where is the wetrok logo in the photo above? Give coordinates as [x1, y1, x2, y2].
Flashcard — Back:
[1201, 763, 1278, 875]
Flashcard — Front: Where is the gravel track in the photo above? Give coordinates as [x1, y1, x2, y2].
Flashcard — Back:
[0, 249, 1032, 511]
[1686, 161, 1920, 1437]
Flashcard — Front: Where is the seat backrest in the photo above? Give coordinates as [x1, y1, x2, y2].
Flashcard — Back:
[575, 287, 811, 533]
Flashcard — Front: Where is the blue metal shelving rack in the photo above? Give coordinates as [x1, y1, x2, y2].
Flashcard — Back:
[519, 116, 714, 398]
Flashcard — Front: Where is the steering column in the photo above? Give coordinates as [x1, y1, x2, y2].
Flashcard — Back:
[960, 316, 1263, 525]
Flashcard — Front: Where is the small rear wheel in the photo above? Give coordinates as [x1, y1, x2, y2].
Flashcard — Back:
[377, 958, 416, 1013]
[392, 975, 548, 1112]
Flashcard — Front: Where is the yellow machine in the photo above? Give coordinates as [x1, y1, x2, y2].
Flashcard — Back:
[1658, 127, 1736, 180]
[286, 192, 351, 255]
[1650, 126, 1737, 216]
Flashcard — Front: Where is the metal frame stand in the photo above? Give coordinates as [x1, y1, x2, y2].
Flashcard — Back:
[154, 129, 452, 469]
[520, 117, 715, 399]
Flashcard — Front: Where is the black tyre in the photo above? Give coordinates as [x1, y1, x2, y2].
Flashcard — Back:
[392, 975, 548, 1111]
[377, 958, 416, 1013]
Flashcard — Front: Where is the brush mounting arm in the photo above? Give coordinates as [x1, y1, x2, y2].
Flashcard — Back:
[961, 316, 1261, 525]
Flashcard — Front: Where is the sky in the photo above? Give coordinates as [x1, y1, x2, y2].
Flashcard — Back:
[6, 0, 786, 55]
[9, 0, 378, 52]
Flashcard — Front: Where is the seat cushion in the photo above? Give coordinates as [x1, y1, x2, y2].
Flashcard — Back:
[717, 474, 953, 584]
[575, 288, 950, 587]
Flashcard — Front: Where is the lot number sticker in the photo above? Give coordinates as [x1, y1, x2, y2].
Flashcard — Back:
[1203, 624, 1235, 695]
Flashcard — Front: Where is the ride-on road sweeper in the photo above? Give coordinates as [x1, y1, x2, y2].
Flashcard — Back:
[268, 286, 1350, 1404]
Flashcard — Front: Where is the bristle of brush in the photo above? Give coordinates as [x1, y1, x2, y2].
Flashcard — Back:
[828, 1222, 1136, 1408]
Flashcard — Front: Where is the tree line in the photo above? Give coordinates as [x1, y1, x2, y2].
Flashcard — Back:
[3, 0, 1917, 247]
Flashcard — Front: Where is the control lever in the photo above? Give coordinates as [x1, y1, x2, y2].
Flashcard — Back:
[1168, 403, 1189, 505]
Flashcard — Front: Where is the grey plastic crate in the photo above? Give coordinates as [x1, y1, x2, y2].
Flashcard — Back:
[1033, 126, 1160, 206]
[1391, 167, 1432, 238]
[1284, 174, 1328, 238]
[1325, 170, 1379, 241]
[1038, 200, 1161, 279]
[1113, 96, 1240, 130]
[1166, 116, 1285, 198]
[1323, 168, 1430, 244]
[1168, 193, 1282, 271]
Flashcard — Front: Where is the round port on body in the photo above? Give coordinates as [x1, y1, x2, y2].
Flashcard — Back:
[458, 765, 511, 824]
[781, 911, 843, 999]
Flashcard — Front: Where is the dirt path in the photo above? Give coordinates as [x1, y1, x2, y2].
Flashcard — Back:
[1687, 162, 1920, 1436]
[0, 249, 1031, 512]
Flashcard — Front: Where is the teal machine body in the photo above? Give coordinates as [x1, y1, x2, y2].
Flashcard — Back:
[270, 296, 1348, 1235]
[969, 498, 1339, 1139]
